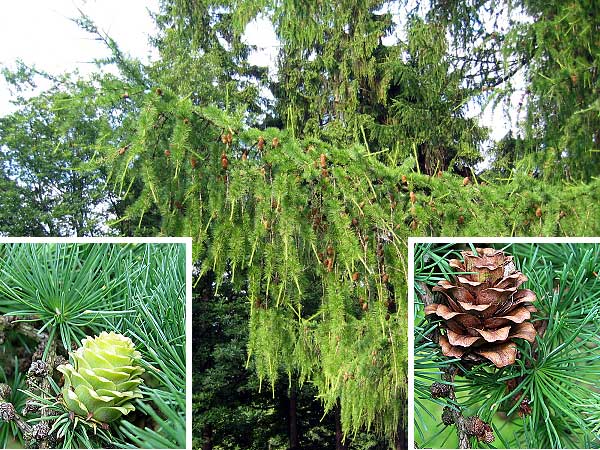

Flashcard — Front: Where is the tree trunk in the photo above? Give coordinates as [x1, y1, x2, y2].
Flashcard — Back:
[395, 422, 408, 450]
[202, 425, 213, 450]
[289, 382, 300, 450]
[335, 402, 348, 450]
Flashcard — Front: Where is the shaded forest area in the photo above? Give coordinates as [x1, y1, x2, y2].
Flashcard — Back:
[1, 0, 599, 448]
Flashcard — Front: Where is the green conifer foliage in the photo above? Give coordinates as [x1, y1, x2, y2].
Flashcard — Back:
[151, 0, 269, 119]
[230, 1, 487, 173]
[425, 0, 600, 181]
[100, 85, 599, 442]
[101, 92, 413, 438]
[514, 0, 600, 181]
[3, 1, 599, 445]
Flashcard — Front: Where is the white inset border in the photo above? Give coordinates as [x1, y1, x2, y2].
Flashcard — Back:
[0, 236, 193, 450]
[408, 236, 600, 450]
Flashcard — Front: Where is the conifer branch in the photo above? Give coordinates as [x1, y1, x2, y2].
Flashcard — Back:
[0, 316, 48, 342]
[444, 371, 471, 449]
[418, 282, 473, 447]
[416, 281, 439, 344]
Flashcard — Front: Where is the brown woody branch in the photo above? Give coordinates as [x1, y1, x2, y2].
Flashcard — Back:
[445, 371, 471, 449]
[0, 316, 48, 341]
[416, 284, 471, 448]
[416, 281, 440, 344]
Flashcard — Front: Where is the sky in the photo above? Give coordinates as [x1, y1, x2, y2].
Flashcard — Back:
[0, 0, 159, 116]
[0, 0, 516, 142]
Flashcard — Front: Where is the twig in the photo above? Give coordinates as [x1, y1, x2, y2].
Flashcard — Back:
[417, 285, 471, 448]
[40, 340, 56, 449]
[27, 333, 57, 449]
[445, 370, 471, 449]
[0, 316, 48, 341]
[416, 281, 435, 307]
[0, 400, 33, 436]
[416, 282, 440, 344]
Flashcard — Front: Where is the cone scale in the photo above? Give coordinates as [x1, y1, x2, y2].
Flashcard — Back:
[425, 248, 537, 368]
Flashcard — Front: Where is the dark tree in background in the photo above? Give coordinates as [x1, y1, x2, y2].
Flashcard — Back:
[426, 0, 600, 181]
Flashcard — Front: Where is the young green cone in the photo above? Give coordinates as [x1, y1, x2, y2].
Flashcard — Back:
[57, 331, 144, 423]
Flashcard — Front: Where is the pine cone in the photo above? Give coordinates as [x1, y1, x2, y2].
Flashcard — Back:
[481, 425, 495, 444]
[28, 360, 49, 378]
[518, 398, 532, 417]
[464, 416, 485, 436]
[32, 421, 50, 440]
[57, 332, 144, 423]
[441, 406, 454, 425]
[0, 402, 15, 421]
[426, 248, 537, 368]
[430, 381, 452, 398]
[0, 384, 11, 400]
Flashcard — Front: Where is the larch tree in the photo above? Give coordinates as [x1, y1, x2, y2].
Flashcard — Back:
[1, 0, 600, 448]
[82, 1, 600, 448]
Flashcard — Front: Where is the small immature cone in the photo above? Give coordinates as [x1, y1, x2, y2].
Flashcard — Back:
[464, 416, 485, 436]
[518, 398, 532, 417]
[430, 381, 452, 398]
[32, 421, 50, 440]
[464, 416, 495, 443]
[0, 384, 11, 399]
[0, 402, 16, 421]
[425, 248, 537, 368]
[441, 406, 454, 425]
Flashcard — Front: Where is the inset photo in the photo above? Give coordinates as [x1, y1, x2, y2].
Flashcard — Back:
[410, 239, 600, 449]
[0, 240, 189, 449]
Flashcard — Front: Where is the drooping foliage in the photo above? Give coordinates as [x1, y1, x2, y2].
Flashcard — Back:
[97, 83, 599, 446]
[228, 0, 487, 174]
[192, 270, 391, 449]
[100, 93, 411, 440]
[86, 2, 599, 445]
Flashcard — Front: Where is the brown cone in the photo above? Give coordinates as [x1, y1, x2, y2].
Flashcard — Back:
[481, 425, 495, 444]
[441, 406, 454, 426]
[426, 248, 537, 368]
[464, 416, 485, 436]
[430, 381, 452, 398]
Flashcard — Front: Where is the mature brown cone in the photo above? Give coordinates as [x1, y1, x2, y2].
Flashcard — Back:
[425, 248, 537, 368]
